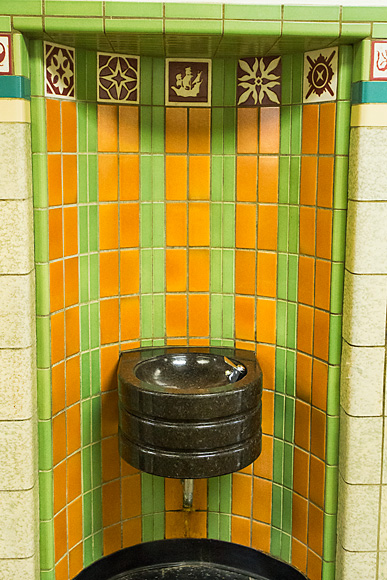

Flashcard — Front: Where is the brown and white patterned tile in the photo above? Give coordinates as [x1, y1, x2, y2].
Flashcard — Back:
[303, 46, 338, 103]
[371, 40, 387, 80]
[0, 34, 12, 75]
[166, 58, 211, 106]
[98, 52, 139, 104]
[237, 56, 281, 106]
[44, 42, 75, 99]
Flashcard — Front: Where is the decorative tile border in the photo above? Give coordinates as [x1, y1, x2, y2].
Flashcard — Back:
[165, 58, 211, 107]
[371, 40, 387, 80]
[97, 52, 139, 104]
[303, 46, 338, 103]
[44, 41, 75, 99]
[351, 104, 387, 127]
[237, 57, 281, 106]
[0, 34, 12, 75]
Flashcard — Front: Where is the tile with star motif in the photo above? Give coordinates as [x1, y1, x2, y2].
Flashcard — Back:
[303, 47, 338, 103]
[45, 42, 75, 99]
[98, 52, 139, 104]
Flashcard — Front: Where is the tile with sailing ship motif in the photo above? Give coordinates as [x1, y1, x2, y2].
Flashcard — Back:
[166, 58, 211, 107]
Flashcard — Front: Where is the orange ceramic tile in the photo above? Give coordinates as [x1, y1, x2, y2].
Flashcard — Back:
[101, 345, 119, 392]
[99, 154, 118, 201]
[120, 250, 140, 295]
[52, 362, 65, 415]
[100, 251, 119, 298]
[48, 155, 62, 206]
[259, 107, 280, 154]
[252, 521, 271, 553]
[261, 390, 274, 436]
[66, 403, 81, 455]
[122, 474, 141, 519]
[239, 462, 252, 475]
[123, 518, 142, 548]
[121, 296, 140, 342]
[120, 155, 139, 201]
[166, 249, 187, 292]
[102, 480, 121, 527]
[296, 352, 312, 403]
[64, 256, 79, 307]
[236, 204, 256, 249]
[61, 101, 77, 153]
[311, 359, 328, 412]
[236, 156, 257, 202]
[102, 435, 121, 483]
[257, 205, 277, 251]
[235, 250, 256, 295]
[302, 104, 319, 154]
[166, 108, 187, 153]
[119, 106, 139, 152]
[166, 511, 207, 539]
[50, 260, 64, 313]
[292, 493, 308, 544]
[189, 249, 210, 291]
[101, 390, 119, 438]
[299, 207, 315, 257]
[189, 156, 210, 199]
[54, 509, 67, 562]
[63, 206, 78, 257]
[188, 202, 210, 247]
[316, 209, 332, 260]
[166, 203, 187, 246]
[55, 556, 68, 579]
[100, 297, 119, 344]
[258, 157, 278, 203]
[293, 446, 310, 498]
[166, 295, 187, 337]
[100, 204, 119, 250]
[68, 497, 83, 549]
[317, 157, 334, 208]
[165, 477, 183, 510]
[53, 412, 66, 465]
[98, 104, 118, 152]
[313, 309, 329, 362]
[189, 108, 210, 153]
[237, 108, 258, 154]
[315, 259, 331, 311]
[46, 99, 61, 152]
[69, 543, 83, 580]
[311, 407, 326, 461]
[104, 524, 122, 556]
[292, 538, 307, 576]
[188, 338, 210, 347]
[252, 477, 272, 524]
[300, 156, 317, 206]
[256, 298, 276, 344]
[235, 295, 255, 341]
[257, 252, 276, 298]
[193, 478, 208, 511]
[166, 155, 188, 200]
[309, 455, 325, 509]
[51, 311, 65, 365]
[253, 434, 273, 479]
[231, 516, 251, 547]
[232, 473, 252, 517]
[235, 341, 255, 352]
[297, 304, 313, 356]
[307, 550, 322, 580]
[188, 294, 209, 337]
[65, 306, 80, 358]
[49, 208, 63, 261]
[67, 451, 82, 502]
[308, 504, 324, 556]
[298, 256, 314, 306]
[66, 355, 80, 406]
[53, 460, 66, 514]
[294, 400, 311, 452]
[319, 102, 336, 155]
[120, 203, 140, 248]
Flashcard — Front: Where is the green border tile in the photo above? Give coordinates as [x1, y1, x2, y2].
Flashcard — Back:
[106, 2, 162, 18]
[277, 253, 288, 300]
[165, 3, 222, 19]
[39, 520, 55, 570]
[36, 316, 50, 368]
[105, 19, 163, 34]
[44, 17, 104, 33]
[37, 368, 51, 420]
[223, 157, 235, 201]
[224, 5, 281, 20]
[372, 22, 387, 38]
[335, 101, 351, 156]
[331, 210, 346, 263]
[325, 415, 339, 466]
[325, 465, 338, 514]
[224, 21, 281, 36]
[30, 97, 46, 153]
[327, 365, 340, 416]
[35, 262, 50, 316]
[286, 350, 296, 397]
[283, 21, 340, 37]
[275, 347, 286, 393]
[328, 314, 342, 366]
[333, 157, 348, 210]
[210, 250, 222, 293]
[284, 6, 340, 21]
[165, 19, 222, 35]
[341, 22, 371, 40]
[330, 262, 344, 314]
[39, 470, 53, 520]
[271, 484, 282, 529]
[0, 0, 42, 14]
[352, 40, 371, 84]
[38, 420, 53, 471]
[13, 16, 43, 33]
[12, 32, 30, 78]
[323, 513, 337, 561]
[46, 1, 103, 16]
[342, 6, 387, 21]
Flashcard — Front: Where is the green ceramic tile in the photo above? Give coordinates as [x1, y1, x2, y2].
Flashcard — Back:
[12, 33, 30, 77]
[93, 530, 103, 561]
[106, 2, 162, 18]
[323, 513, 337, 561]
[331, 210, 346, 263]
[81, 399, 91, 449]
[88, 157, 98, 202]
[342, 6, 387, 21]
[286, 350, 296, 397]
[140, 204, 152, 249]
[91, 349, 100, 393]
[210, 251, 222, 293]
[224, 20, 281, 36]
[153, 294, 165, 337]
[212, 59, 224, 107]
[283, 22, 340, 37]
[283, 443, 293, 490]
[153, 203, 165, 246]
[352, 40, 371, 84]
[141, 249, 152, 294]
[330, 262, 344, 315]
[221, 339, 233, 348]
[153, 249, 165, 293]
[284, 6, 339, 21]
[325, 465, 338, 515]
[223, 157, 235, 202]
[291, 54, 303, 105]
[37, 368, 51, 420]
[142, 514, 154, 542]
[78, 205, 88, 253]
[140, 156, 152, 202]
[211, 294, 222, 338]
[13, 16, 43, 33]
[81, 351, 91, 399]
[154, 512, 164, 540]
[333, 157, 348, 211]
[165, 19, 222, 35]
[287, 254, 298, 303]
[141, 473, 153, 514]
[0, 0, 41, 14]
[212, 112, 224, 154]
[89, 302, 99, 352]
[140, 57, 152, 107]
[86, 54, 97, 102]
[78, 155, 88, 202]
[152, 58, 164, 106]
[335, 102, 351, 156]
[372, 22, 387, 38]
[341, 22, 371, 41]
[225, 5, 281, 20]
[325, 415, 339, 466]
[166, 3, 221, 19]
[223, 109, 236, 153]
[152, 109, 164, 155]
[286, 302, 297, 350]
[0, 15, 11, 30]
[208, 477, 220, 511]
[211, 203, 222, 246]
[80, 304, 89, 351]
[35, 262, 49, 316]
[208, 512, 220, 539]
[280, 112, 291, 157]
[30, 97, 46, 153]
[328, 314, 342, 366]
[284, 398, 295, 444]
[34, 208, 48, 263]
[321, 561, 336, 580]
[271, 484, 282, 529]
[270, 527, 281, 557]
[290, 108, 302, 157]
[275, 347, 286, 393]
[41, 570, 55, 580]
[211, 158, 223, 201]
[277, 206, 289, 253]
[141, 294, 152, 338]
[222, 295, 234, 339]
[276, 254, 287, 301]
[36, 316, 50, 368]
[327, 365, 340, 417]
[222, 249, 234, 294]
[45, 17, 104, 33]
[276, 301, 287, 348]
[92, 485, 103, 529]
[280, 55, 292, 106]
[83, 535, 93, 567]
[46, 1, 103, 16]
[337, 45, 353, 102]
[32, 154, 48, 209]
[91, 396, 101, 444]
[38, 419, 52, 470]
[280, 530, 291, 562]
[153, 339, 165, 347]
[288, 206, 299, 254]
[152, 154, 164, 198]
[219, 473, 232, 513]
[278, 157, 290, 207]
[224, 60, 237, 107]
[274, 394, 285, 439]
[39, 520, 55, 570]
[222, 204, 235, 248]
[39, 470, 53, 520]
[83, 490, 92, 537]
[152, 475, 165, 512]
[75, 48, 87, 102]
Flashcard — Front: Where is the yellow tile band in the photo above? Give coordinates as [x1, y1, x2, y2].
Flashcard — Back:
[0, 99, 31, 123]
[351, 104, 387, 127]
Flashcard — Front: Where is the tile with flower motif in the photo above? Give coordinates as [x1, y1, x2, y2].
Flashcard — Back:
[371, 41, 387, 80]
[45, 42, 75, 99]
[237, 57, 281, 107]
[98, 52, 139, 104]
[303, 47, 338, 103]
[166, 59, 211, 107]
[0, 34, 12, 75]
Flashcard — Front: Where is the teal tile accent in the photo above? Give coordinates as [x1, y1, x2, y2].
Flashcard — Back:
[224, 5, 281, 20]
[165, 19, 222, 35]
[282, 21, 340, 37]
[35, 262, 50, 316]
[165, 3, 222, 19]
[105, 2, 162, 18]
[352, 80, 387, 104]
[333, 157, 348, 210]
[44, 17, 104, 33]
[45, 1, 103, 16]
[284, 6, 340, 21]
[224, 20, 281, 36]
[39, 520, 55, 570]
[37, 368, 51, 420]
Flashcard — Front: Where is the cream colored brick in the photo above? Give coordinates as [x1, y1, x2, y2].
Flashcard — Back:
[336, 543, 377, 580]
[0, 272, 35, 348]
[0, 347, 36, 420]
[0, 417, 37, 491]
[349, 127, 387, 201]
[0, 198, 34, 275]
[0, 487, 37, 558]
[0, 124, 32, 201]
[0, 555, 37, 580]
